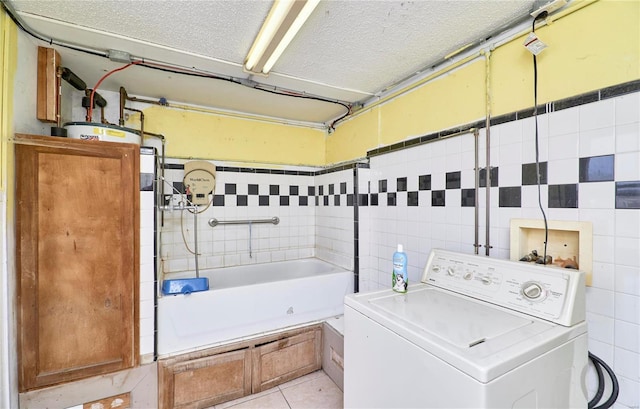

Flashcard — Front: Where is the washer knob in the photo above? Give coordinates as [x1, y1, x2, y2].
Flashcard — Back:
[447, 267, 455, 276]
[481, 276, 492, 285]
[522, 282, 544, 300]
[463, 271, 473, 280]
[432, 265, 441, 273]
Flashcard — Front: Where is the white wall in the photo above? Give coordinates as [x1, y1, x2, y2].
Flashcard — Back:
[359, 92, 640, 408]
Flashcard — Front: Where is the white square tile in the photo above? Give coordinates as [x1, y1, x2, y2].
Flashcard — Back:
[579, 127, 615, 157]
[592, 235, 615, 264]
[548, 133, 579, 160]
[614, 347, 640, 380]
[615, 93, 640, 125]
[615, 237, 640, 267]
[615, 293, 640, 324]
[616, 210, 640, 238]
[522, 115, 549, 142]
[615, 152, 640, 181]
[586, 286, 615, 317]
[615, 123, 640, 153]
[580, 209, 615, 236]
[615, 265, 640, 296]
[140, 317, 154, 338]
[498, 164, 522, 187]
[140, 299, 154, 320]
[587, 338, 614, 364]
[579, 182, 615, 209]
[580, 99, 615, 131]
[521, 185, 548, 209]
[591, 262, 615, 291]
[615, 320, 640, 353]
[615, 376, 640, 409]
[498, 142, 523, 167]
[547, 158, 579, 185]
[549, 107, 579, 136]
[587, 312, 615, 343]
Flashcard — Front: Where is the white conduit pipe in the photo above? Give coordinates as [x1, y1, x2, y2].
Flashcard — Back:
[484, 50, 492, 256]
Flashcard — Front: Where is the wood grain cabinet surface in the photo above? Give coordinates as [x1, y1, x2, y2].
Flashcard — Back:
[16, 134, 140, 391]
[158, 325, 322, 409]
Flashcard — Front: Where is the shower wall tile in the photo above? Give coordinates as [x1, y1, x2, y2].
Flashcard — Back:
[547, 159, 579, 184]
[580, 99, 615, 131]
[616, 123, 640, 154]
[161, 161, 319, 276]
[579, 182, 615, 209]
[360, 90, 640, 408]
[579, 127, 615, 157]
[315, 168, 355, 270]
[615, 152, 640, 181]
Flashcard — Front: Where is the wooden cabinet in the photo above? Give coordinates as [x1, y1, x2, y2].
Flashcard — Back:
[252, 329, 322, 393]
[159, 349, 251, 409]
[158, 325, 322, 409]
[16, 134, 139, 391]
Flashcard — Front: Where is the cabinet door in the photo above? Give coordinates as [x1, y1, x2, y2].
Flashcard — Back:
[158, 349, 252, 409]
[16, 135, 139, 391]
[252, 328, 322, 393]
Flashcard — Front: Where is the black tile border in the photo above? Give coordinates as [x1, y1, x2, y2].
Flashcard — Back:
[366, 79, 640, 158]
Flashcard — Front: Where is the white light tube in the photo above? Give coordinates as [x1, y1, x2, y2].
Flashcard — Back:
[244, 0, 320, 75]
[261, 0, 320, 74]
[245, 0, 294, 71]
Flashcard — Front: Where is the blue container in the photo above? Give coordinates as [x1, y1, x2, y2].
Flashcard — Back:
[162, 277, 209, 295]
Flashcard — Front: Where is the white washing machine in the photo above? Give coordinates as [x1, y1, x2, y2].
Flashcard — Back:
[344, 249, 588, 408]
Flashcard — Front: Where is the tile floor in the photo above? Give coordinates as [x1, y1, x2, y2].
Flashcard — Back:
[212, 370, 343, 409]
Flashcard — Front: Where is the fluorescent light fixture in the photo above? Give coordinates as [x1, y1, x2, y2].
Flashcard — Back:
[244, 0, 320, 75]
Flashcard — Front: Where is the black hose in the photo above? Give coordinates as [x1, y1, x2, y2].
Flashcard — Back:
[588, 352, 619, 409]
[588, 351, 605, 408]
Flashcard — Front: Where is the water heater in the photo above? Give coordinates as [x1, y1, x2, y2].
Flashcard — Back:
[183, 161, 216, 205]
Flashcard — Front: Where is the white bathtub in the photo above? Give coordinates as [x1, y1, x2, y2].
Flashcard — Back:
[157, 258, 353, 357]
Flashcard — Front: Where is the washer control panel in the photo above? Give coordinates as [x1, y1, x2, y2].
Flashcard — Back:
[421, 249, 585, 326]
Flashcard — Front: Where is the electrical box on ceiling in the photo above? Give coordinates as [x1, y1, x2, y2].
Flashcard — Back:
[183, 161, 216, 205]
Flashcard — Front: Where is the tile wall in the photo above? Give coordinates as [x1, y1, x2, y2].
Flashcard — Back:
[358, 89, 640, 408]
[314, 168, 356, 271]
[159, 162, 357, 279]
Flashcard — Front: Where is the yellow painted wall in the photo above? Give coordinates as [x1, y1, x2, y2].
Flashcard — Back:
[327, 0, 640, 164]
[379, 60, 486, 146]
[1, 10, 17, 192]
[492, 0, 640, 116]
[326, 108, 379, 163]
[137, 106, 327, 166]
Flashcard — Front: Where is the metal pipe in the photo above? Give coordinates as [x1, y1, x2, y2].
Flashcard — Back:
[119, 87, 127, 126]
[55, 67, 63, 129]
[208, 217, 280, 228]
[127, 95, 167, 106]
[193, 210, 199, 278]
[124, 106, 145, 142]
[484, 50, 492, 256]
[474, 129, 480, 255]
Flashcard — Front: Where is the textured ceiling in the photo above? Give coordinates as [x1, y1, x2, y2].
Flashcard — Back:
[10, 0, 538, 127]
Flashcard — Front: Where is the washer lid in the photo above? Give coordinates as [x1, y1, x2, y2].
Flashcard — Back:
[345, 284, 586, 382]
[369, 286, 531, 348]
